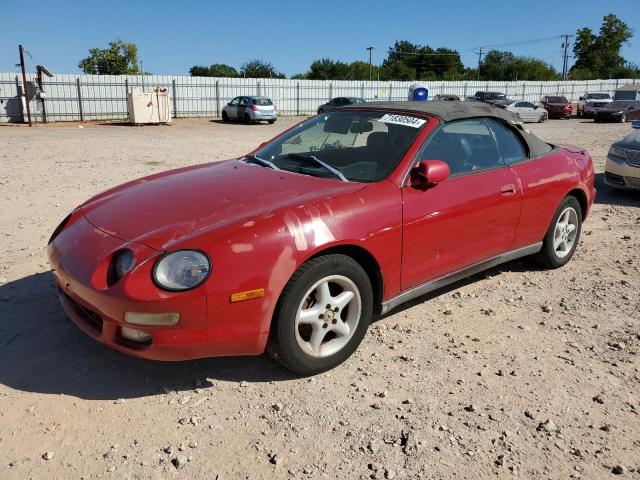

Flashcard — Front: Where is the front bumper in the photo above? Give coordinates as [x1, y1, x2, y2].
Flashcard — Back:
[605, 153, 640, 190]
[47, 212, 268, 361]
[595, 112, 624, 122]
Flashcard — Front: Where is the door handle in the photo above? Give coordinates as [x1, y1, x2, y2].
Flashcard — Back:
[500, 184, 517, 195]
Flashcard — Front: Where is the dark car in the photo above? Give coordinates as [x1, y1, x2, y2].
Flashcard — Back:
[318, 97, 366, 114]
[594, 100, 640, 123]
[431, 94, 460, 101]
[540, 96, 572, 119]
[466, 91, 507, 105]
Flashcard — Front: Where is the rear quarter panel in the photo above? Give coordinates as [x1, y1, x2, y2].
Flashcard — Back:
[510, 147, 594, 248]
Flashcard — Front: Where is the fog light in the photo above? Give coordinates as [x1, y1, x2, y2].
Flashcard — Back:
[124, 312, 180, 326]
[120, 327, 152, 343]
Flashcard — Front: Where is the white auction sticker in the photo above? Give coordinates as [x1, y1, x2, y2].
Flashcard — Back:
[377, 114, 426, 128]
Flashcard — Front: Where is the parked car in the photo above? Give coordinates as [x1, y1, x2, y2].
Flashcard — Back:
[499, 100, 548, 123]
[604, 128, 640, 190]
[466, 91, 507, 105]
[222, 96, 277, 124]
[48, 102, 595, 375]
[317, 97, 366, 114]
[540, 96, 572, 119]
[577, 92, 612, 117]
[431, 94, 460, 101]
[594, 100, 640, 123]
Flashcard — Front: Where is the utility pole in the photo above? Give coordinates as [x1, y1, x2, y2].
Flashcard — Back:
[476, 47, 483, 81]
[561, 34, 571, 80]
[18, 45, 32, 127]
[366, 46, 374, 81]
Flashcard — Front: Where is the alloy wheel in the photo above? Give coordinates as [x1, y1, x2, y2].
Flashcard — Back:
[294, 275, 362, 358]
[553, 207, 579, 259]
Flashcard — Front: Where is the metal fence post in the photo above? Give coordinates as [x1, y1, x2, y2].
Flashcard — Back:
[389, 82, 393, 101]
[521, 83, 526, 100]
[76, 77, 84, 122]
[172, 79, 178, 118]
[296, 82, 300, 116]
[329, 82, 332, 101]
[215, 80, 220, 117]
[361, 82, 365, 98]
[257, 80, 261, 97]
[570, 82, 575, 103]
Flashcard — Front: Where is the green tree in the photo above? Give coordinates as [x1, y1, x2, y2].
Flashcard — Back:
[240, 59, 285, 78]
[79, 39, 139, 75]
[382, 40, 464, 80]
[189, 63, 238, 77]
[479, 50, 559, 80]
[346, 61, 379, 80]
[570, 14, 636, 79]
[305, 58, 350, 80]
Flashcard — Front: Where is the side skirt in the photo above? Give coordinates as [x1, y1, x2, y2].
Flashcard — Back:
[381, 242, 543, 314]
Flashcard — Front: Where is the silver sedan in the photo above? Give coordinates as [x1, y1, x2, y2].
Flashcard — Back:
[503, 100, 548, 123]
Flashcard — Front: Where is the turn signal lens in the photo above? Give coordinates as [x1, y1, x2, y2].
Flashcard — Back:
[230, 288, 265, 303]
[124, 312, 181, 326]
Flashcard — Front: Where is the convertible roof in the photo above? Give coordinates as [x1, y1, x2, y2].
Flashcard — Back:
[341, 100, 519, 123]
[341, 101, 553, 158]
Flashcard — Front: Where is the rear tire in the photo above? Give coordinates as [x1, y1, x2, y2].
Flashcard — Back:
[539, 112, 547, 123]
[268, 119, 276, 124]
[620, 114, 627, 123]
[535, 196, 582, 269]
[221, 111, 229, 122]
[267, 254, 373, 375]
[244, 114, 252, 125]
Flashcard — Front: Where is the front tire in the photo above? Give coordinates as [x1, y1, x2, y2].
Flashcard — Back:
[535, 196, 582, 269]
[620, 114, 627, 123]
[267, 254, 373, 375]
[221, 111, 229, 122]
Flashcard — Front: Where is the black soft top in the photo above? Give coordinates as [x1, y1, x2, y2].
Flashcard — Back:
[341, 101, 553, 158]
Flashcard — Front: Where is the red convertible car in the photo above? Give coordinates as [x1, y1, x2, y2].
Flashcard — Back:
[48, 102, 595, 374]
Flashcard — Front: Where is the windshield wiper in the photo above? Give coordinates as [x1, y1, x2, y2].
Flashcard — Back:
[286, 153, 348, 182]
[245, 155, 280, 171]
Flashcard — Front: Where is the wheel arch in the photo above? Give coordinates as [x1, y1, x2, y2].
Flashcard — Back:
[566, 188, 588, 220]
[305, 244, 384, 314]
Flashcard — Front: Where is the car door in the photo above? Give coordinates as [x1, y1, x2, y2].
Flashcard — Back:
[237, 97, 249, 118]
[401, 118, 522, 289]
[226, 97, 240, 119]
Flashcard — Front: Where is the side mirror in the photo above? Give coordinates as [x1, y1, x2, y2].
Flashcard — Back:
[409, 160, 450, 188]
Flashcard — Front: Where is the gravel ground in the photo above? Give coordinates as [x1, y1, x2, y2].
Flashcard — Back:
[0, 117, 639, 480]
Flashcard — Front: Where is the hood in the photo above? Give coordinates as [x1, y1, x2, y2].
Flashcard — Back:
[82, 160, 365, 250]
[598, 107, 625, 113]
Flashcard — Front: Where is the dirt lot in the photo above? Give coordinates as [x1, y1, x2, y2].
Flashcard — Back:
[1, 117, 639, 480]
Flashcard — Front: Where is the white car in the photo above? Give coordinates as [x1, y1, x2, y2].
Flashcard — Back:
[502, 100, 548, 123]
[222, 96, 277, 124]
[578, 92, 612, 118]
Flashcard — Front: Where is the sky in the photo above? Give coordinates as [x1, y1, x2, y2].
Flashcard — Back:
[1, 0, 638, 77]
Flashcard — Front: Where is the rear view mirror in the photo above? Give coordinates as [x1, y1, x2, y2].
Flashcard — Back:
[409, 160, 450, 188]
[350, 121, 373, 133]
[323, 114, 351, 134]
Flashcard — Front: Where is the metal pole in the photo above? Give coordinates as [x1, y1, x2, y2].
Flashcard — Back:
[125, 79, 129, 121]
[561, 34, 569, 80]
[366, 47, 374, 81]
[329, 82, 332, 101]
[76, 77, 84, 122]
[36, 67, 47, 124]
[389, 82, 392, 102]
[476, 47, 483, 81]
[522, 83, 526, 100]
[215, 80, 220, 117]
[296, 82, 300, 116]
[361, 82, 365, 99]
[172, 79, 178, 118]
[18, 45, 32, 127]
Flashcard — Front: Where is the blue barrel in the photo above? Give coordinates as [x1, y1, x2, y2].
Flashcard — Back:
[632, 119, 640, 129]
[412, 87, 429, 101]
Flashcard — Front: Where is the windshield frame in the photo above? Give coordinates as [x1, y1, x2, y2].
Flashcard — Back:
[248, 109, 428, 184]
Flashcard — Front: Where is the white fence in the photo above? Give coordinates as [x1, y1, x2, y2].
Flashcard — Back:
[0, 73, 637, 123]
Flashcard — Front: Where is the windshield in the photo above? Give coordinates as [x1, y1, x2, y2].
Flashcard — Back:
[607, 101, 632, 109]
[251, 111, 424, 182]
[252, 97, 273, 106]
[586, 93, 610, 100]
[351, 98, 367, 104]
[486, 93, 506, 100]
[547, 96, 568, 103]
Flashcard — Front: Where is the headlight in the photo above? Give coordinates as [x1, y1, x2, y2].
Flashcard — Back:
[609, 146, 627, 159]
[115, 249, 136, 278]
[153, 250, 211, 291]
